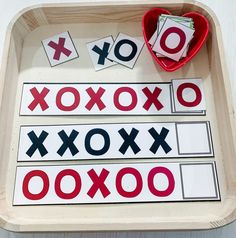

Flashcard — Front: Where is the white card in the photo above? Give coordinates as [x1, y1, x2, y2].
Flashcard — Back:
[149, 29, 158, 46]
[17, 121, 213, 162]
[13, 161, 220, 205]
[172, 78, 206, 112]
[107, 33, 144, 69]
[20, 82, 205, 116]
[180, 163, 219, 199]
[151, 16, 193, 58]
[176, 122, 213, 155]
[150, 18, 193, 47]
[42, 31, 79, 67]
[86, 36, 117, 71]
[152, 18, 195, 61]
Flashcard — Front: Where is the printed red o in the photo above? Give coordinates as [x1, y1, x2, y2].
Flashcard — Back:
[22, 170, 49, 200]
[56, 87, 80, 111]
[160, 27, 186, 54]
[148, 166, 175, 197]
[177, 83, 202, 107]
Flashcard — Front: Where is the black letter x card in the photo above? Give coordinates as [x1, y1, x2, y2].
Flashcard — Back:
[86, 36, 117, 71]
[42, 31, 79, 67]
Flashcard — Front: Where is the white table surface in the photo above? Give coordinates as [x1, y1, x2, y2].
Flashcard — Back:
[0, 0, 236, 237]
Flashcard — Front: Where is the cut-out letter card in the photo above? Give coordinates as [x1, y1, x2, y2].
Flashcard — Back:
[152, 18, 195, 61]
[149, 15, 194, 58]
[107, 33, 144, 69]
[86, 36, 117, 71]
[42, 31, 79, 67]
[172, 78, 206, 112]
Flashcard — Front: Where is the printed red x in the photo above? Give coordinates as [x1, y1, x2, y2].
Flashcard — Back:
[142, 87, 163, 111]
[28, 87, 50, 111]
[48, 37, 72, 60]
[87, 168, 110, 198]
[85, 87, 106, 111]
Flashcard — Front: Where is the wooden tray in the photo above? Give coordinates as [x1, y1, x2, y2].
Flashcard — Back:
[0, 0, 236, 232]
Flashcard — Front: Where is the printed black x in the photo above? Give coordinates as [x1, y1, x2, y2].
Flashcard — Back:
[118, 128, 141, 154]
[57, 129, 79, 156]
[92, 42, 111, 65]
[26, 130, 48, 157]
[148, 127, 172, 154]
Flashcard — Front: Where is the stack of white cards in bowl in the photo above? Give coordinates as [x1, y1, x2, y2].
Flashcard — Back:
[149, 14, 195, 62]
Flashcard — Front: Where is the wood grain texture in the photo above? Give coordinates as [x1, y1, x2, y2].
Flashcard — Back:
[0, 0, 236, 236]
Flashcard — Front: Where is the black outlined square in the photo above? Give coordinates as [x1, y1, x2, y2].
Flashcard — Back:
[175, 121, 214, 156]
[180, 162, 220, 200]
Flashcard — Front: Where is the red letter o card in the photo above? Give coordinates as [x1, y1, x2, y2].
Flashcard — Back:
[152, 18, 194, 61]
[172, 78, 206, 112]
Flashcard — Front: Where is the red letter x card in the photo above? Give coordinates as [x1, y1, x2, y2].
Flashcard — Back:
[152, 18, 194, 61]
[42, 31, 79, 67]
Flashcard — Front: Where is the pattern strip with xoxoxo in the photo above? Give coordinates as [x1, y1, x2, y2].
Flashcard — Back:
[20, 79, 206, 116]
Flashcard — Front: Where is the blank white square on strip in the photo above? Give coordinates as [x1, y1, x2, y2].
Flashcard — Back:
[172, 78, 206, 112]
[107, 33, 144, 69]
[180, 163, 218, 199]
[42, 31, 79, 67]
[176, 122, 212, 155]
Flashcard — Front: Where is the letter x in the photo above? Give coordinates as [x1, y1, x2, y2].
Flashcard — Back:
[118, 128, 141, 155]
[148, 127, 172, 154]
[48, 37, 72, 60]
[85, 87, 106, 111]
[57, 130, 79, 156]
[87, 168, 110, 198]
[92, 42, 111, 65]
[28, 87, 49, 111]
[142, 87, 164, 111]
[26, 130, 48, 157]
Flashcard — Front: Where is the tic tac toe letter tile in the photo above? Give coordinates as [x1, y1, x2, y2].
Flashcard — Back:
[180, 163, 220, 199]
[176, 122, 213, 156]
[172, 78, 206, 112]
[42, 31, 79, 67]
[86, 36, 117, 71]
[152, 18, 194, 61]
[107, 33, 144, 69]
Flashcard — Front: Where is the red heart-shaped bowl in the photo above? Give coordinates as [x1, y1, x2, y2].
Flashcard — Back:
[142, 8, 209, 72]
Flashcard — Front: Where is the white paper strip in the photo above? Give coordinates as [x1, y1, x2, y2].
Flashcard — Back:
[13, 161, 220, 205]
[20, 82, 206, 115]
[17, 121, 214, 162]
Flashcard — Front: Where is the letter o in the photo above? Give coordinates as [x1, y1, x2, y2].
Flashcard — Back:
[55, 169, 81, 199]
[148, 167, 175, 197]
[114, 39, 138, 61]
[160, 27, 186, 54]
[23, 170, 49, 200]
[177, 83, 202, 107]
[116, 167, 143, 198]
[114, 87, 138, 111]
[56, 87, 80, 111]
[85, 128, 110, 156]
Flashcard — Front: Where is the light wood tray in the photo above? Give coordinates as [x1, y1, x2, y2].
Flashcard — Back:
[0, 0, 236, 232]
